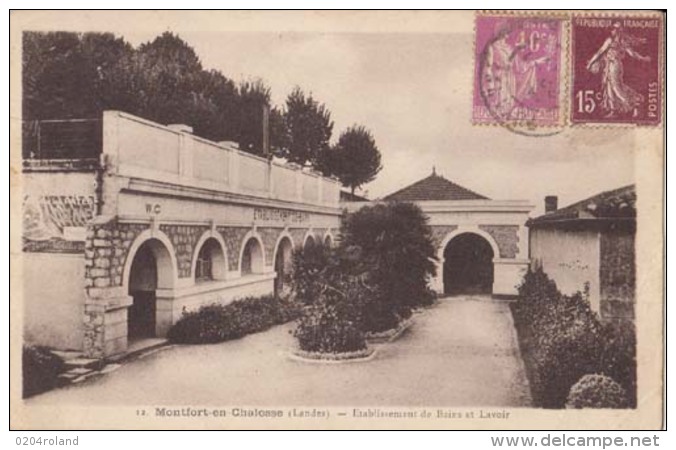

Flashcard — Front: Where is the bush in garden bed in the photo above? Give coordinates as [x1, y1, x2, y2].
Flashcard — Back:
[293, 272, 369, 354]
[511, 267, 636, 409]
[294, 301, 367, 354]
[167, 294, 299, 344]
[566, 374, 629, 409]
[23, 345, 65, 398]
[339, 202, 437, 330]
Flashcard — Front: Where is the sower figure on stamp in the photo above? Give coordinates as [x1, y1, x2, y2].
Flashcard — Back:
[586, 22, 651, 118]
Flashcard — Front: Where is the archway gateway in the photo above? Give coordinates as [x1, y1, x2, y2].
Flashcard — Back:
[127, 238, 174, 339]
[443, 233, 494, 295]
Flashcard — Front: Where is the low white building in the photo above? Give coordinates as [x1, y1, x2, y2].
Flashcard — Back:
[528, 185, 636, 322]
[23, 111, 342, 358]
[344, 170, 534, 297]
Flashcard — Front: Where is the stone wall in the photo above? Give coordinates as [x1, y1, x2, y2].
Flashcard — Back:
[430, 225, 459, 248]
[217, 226, 250, 271]
[600, 229, 636, 322]
[161, 225, 210, 278]
[85, 220, 146, 290]
[479, 225, 519, 258]
[259, 227, 281, 266]
[289, 228, 309, 249]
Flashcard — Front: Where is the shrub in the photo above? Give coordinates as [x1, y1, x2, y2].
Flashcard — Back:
[340, 202, 437, 326]
[23, 345, 65, 398]
[530, 309, 604, 408]
[566, 374, 629, 409]
[294, 301, 366, 354]
[167, 294, 299, 344]
[600, 321, 637, 407]
[512, 267, 636, 409]
[290, 240, 333, 306]
[294, 270, 372, 353]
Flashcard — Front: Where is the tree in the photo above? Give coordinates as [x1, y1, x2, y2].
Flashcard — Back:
[340, 202, 437, 331]
[134, 32, 205, 126]
[280, 87, 333, 166]
[321, 125, 382, 194]
[235, 79, 272, 156]
[22, 31, 133, 120]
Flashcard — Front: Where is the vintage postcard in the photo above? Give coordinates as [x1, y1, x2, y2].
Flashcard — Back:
[9, 10, 664, 430]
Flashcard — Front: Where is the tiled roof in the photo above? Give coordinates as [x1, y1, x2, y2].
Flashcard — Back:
[528, 184, 636, 227]
[340, 190, 370, 202]
[383, 171, 488, 202]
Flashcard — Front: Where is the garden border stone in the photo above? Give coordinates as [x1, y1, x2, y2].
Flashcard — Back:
[287, 347, 377, 364]
[365, 317, 414, 343]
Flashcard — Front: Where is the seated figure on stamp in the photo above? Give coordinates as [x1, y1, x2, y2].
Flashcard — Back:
[481, 21, 552, 118]
[586, 22, 651, 118]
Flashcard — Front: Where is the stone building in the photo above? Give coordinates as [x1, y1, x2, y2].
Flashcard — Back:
[23, 111, 342, 358]
[343, 170, 534, 297]
[528, 185, 636, 322]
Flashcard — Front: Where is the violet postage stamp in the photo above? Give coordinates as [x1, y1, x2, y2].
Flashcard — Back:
[473, 14, 564, 127]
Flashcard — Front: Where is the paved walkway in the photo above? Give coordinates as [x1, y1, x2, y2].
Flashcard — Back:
[29, 295, 531, 407]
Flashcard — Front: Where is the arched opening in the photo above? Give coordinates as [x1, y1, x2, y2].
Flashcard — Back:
[241, 237, 264, 275]
[127, 238, 174, 339]
[443, 233, 494, 295]
[195, 237, 227, 282]
[274, 237, 294, 297]
[324, 235, 333, 248]
[304, 235, 316, 251]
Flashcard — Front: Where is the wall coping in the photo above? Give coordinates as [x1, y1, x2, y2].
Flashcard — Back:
[159, 272, 276, 299]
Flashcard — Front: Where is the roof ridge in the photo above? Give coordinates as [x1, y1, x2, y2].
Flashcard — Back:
[383, 172, 488, 201]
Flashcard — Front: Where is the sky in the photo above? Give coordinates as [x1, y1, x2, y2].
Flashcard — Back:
[24, 11, 638, 216]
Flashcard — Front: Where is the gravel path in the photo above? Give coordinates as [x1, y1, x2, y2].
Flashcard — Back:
[29, 295, 531, 407]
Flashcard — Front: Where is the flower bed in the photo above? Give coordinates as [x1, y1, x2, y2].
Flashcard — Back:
[288, 347, 376, 364]
[365, 317, 414, 343]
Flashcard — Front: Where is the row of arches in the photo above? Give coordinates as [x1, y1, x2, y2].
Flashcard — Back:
[124, 228, 333, 340]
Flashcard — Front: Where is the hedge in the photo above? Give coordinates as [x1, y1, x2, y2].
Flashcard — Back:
[23, 345, 65, 398]
[167, 294, 299, 344]
[511, 267, 636, 409]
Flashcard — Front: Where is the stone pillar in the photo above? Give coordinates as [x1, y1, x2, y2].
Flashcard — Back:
[84, 218, 133, 358]
[155, 289, 177, 338]
[83, 287, 132, 358]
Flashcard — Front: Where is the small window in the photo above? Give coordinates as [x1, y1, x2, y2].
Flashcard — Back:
[195, 238, 224, 282]
[241, 238, 263, 275]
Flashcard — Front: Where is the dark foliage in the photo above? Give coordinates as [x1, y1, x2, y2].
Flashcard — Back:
[293, 276, 368, 353]
[319, 125, 382, 194]
[566, 374, 629, 409]
[290, 240, 334, 306]
[23, 345, 65, 398]
[511, 267, 637, 408]
[167, 295, 299, 344]
[279, 87, 333, 167]
[23, 32, 281, 156]
[340, 202, 437, 331]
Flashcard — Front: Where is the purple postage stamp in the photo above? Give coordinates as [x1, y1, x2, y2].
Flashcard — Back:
[473, 14, 563, 127]
[571, 14, 663, 126]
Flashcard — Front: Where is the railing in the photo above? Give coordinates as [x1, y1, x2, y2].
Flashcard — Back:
[22, 119, 102, 159]
[104, 111, 341, 208]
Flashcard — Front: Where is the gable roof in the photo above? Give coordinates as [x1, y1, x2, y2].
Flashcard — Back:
[528, 184, 636, 227]
[383, 171, 488, 202]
